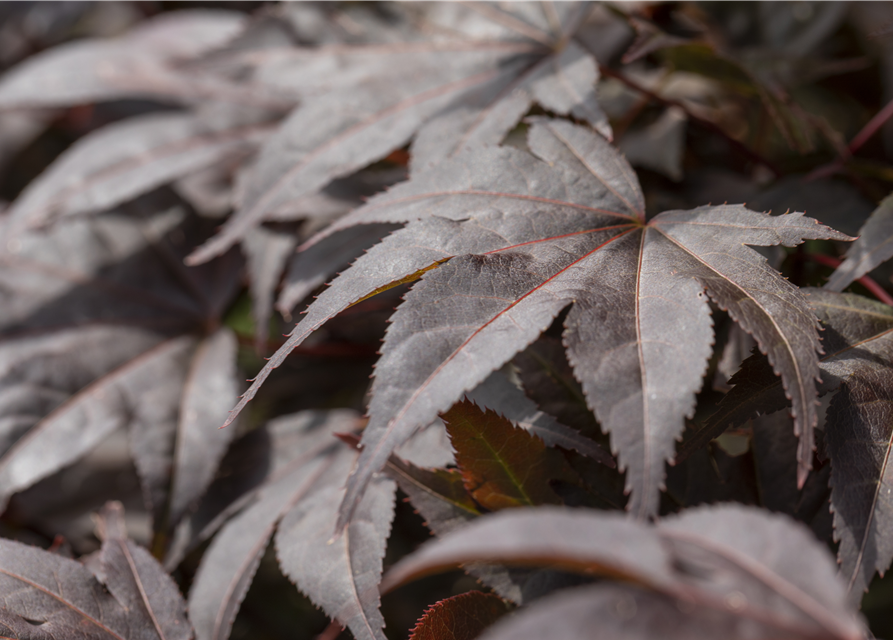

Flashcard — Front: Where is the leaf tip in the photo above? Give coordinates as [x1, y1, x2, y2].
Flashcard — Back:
[796, 463, 809, 489]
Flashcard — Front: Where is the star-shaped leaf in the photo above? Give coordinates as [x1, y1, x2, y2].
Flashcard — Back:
[226, 118, 849, 525]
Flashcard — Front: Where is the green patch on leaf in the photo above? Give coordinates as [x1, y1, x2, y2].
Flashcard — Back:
[442, 400, 579, 510]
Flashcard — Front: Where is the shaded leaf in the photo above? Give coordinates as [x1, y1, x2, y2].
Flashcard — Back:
[328, 431, 475, 536]
[0, 514, 191, 639]
[622, 16, 692, 64]
[387, 458, 480, 534]
[751, 410, 832, 538]
[664, 442, 759, 511]
[243, 225, 296, 349]
[442, 400, 578, 510]
[686, 289, 893, 460]
[164, 426, 273, 570]
[825, 354, 893, 600]
[338, 431, 526, 605]
[277, 223, 400, 314]
[512, 337, 600, 436]
[188, 409, 395, 640]
[660, 42, 815, 152]
[826, 192, 893, 292]
[465, 369, 614, 467]
[95, 502, 191, 640]
[618, 106, 687, 182]
[409, 592, 507, 640]
[0, 202, 243, 535]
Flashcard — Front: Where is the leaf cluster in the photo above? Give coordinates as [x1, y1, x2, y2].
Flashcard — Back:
[1, 2, 893, 640]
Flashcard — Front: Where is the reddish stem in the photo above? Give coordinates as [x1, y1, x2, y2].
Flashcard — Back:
[597, 64, 783, 177]
[848, 96, 893, 156]
[315, 620, 344, 640]
[805, 96, 893, 182]
[803, 252, 893, 306]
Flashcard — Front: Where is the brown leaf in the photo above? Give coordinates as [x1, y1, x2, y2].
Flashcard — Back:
[409, 592, 508, 640]
[442, 400, 578, 510]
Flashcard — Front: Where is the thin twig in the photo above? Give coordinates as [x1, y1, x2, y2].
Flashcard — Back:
[805, 96, 893, 182]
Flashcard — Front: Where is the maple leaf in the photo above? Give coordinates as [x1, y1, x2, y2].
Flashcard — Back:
[383, 505, 864, 640]
[164, 425, 275, 570]
[409, 592, 508, 640]
[187, 409, 395, 640]
[277, 223, 400, 314]
[512, 336, 608, 436]
[0, 200, 243, 539]
[465, 369, 614, 466]
[683, 288, 893, 455]
[683, 290, 893, 601]
[0, 501, 191, 640]
[186, 1, 611, 264]
[243, 224, 298, 349]
[226, 118, 850, 524]
[826, 367, 893, 604]
[94, 502, 192, 640]
[805, 291, 893, 602]
[442, 399, 579, 510]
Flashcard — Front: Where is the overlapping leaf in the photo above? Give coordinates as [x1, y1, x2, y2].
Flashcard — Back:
[465, 369, 613, 466]
[384, 504, 863, 640]
[808, 292, 893, 602]
[2, 108, 276, 241]
[826, 366, 893, 604]
[685, 290, 893, 602]
[442, 400, 578, 510]
[0, 201, 242, 539]
[826, 192, 893, 292]
[685, 289, 893, 455]
[225, 118, 848, 525]
[187, 410, 396, 640]
[94, 502, 192, 640]
[0, 10, 256, 109]
[0, 501, 191, 640]
[409, 592, 507, 640]
[750, 411, 831, 538]
[187, 2, 611, 263]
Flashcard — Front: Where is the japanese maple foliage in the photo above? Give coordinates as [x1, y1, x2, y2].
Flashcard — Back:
[0, 3, 892, 640]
